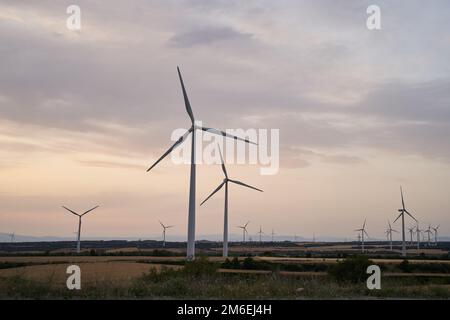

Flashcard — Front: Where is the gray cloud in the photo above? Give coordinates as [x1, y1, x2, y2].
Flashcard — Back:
[169, 26, 253, 48]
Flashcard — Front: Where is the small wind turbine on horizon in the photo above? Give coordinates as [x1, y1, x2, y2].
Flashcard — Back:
[432, 225, 440, 245]
[407, 226, 415, 245]
[146, 67, 256, 261]
[62, 205, 99, 253]
[257, 226, 264, 244]
[424, 225, 433, 246]
[385, 220, 398, 251]
[237, 221, 250, 243]
[271, 229, 276, 243]
[9, 232, 15, 243]
[200, 145, 262, 257]
[355, 219, 369, 253]
[415, 224, 422, 253]
[159, 221, 174, 247]
[393, 186, 417, 257]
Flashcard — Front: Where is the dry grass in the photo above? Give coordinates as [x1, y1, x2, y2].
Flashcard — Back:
[0, 262, 182, 287]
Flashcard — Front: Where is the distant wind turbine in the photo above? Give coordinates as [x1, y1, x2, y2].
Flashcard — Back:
[415, 224, 422, 253]
[257, 226, 265, 244]
[237, 221, 250, 243]
[432, 225, 440, 245]
[407, 226, 415, 245]
[393, 186, 417, 257]
[424, 225, 433, 246]
[62, 205, 99, 253]
[9, 232, 15, 243]
[355, 219, 369, 253]
[271, 229, 276, 243]
[159, 221, 174, 247]
[385, 220, 398, 251]
[146, 67, 256, 261]
[200, 145, 262, 257]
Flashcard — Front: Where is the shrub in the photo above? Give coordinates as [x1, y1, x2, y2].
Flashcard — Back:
[399, 260, 412, 273]
[328, 255, 373, 283]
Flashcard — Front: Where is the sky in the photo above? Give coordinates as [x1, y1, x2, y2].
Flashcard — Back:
[0, 0, 449, 241]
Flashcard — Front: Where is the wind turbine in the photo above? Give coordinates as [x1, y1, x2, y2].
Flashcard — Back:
[62, 205, 99, 253]
[354, 219, 369, 253]
[407, 226, 415, 245]
[146, 67, 256, 261]
[393, 186, 417, 257]
[385, 220, 398, 251]
[432, 225, 440, 245]
[159, 221, 174, 247]
[415, 224, 422, 253]
[257, 226, 264, 244]
[424, 225, 433, 246]
[237, 221, 250, 242]
[271, 229, 276, 243]
[200, 145, 262, 257]
[9, 232, 15, 243]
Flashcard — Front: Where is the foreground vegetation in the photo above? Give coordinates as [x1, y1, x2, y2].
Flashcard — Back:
[0, 256, 449, 299]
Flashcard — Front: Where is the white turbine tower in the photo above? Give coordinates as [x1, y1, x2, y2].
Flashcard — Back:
[9, 232, 15, 243]
[271, 229, 276, 243]
[432, 225, 440, 245]
[393, 186, 417, 257]
[385, 220, 398, 251]
[146, 67, 255, 261]
[355, 219, 369, 253]
[159, 221, 174, 247]
[237, 221, 250, 243]
[62, 205, 99, 253]
[200, 146, 262, 257]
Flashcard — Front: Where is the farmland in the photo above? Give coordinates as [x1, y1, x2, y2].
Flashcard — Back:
[0, 241, 449, 299]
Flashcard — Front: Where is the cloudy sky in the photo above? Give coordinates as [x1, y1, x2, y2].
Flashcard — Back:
[1, 0, 449, 241]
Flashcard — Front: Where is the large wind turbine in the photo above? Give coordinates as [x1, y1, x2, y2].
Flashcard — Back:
[159, 221, 174, 247]
[62, 205, 99, 253]
[393, 186, 417, 257]
[237, 221, 250, 242]
[200, 146, 262, 257]
[355, 219, 369, 253]
[432, 225, 440, 245]
[385, 220, 398, 251]
[146, 67, 256, 261]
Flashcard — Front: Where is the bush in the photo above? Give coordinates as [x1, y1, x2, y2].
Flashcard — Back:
[183, 257, 218, 276]
[328, 255, 373, 283]
[399, 260, 412, 273]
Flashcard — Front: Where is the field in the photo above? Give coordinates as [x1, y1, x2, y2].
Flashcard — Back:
[0, 241, 449, 299]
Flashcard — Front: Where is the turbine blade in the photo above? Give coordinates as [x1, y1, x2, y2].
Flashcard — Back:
[62, 206, 80, 217]
[228, 179, 263, 192]
[177, 66, 195, 124]
[159, 220, 165, 228]
[245, 221, 250, 228]
[200, 126, 257, 145]
[81, 205, 99, 216]
[200, 181, 226, 206]
[167, 226, 174, 229]
[363, 218, 366, 229]
[217, 144, 228, 178]
[393, 213, 402, 223]
[405, 210, 418, 222]
[147, 128, 192, 172]
[400, 186, 405, 210]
